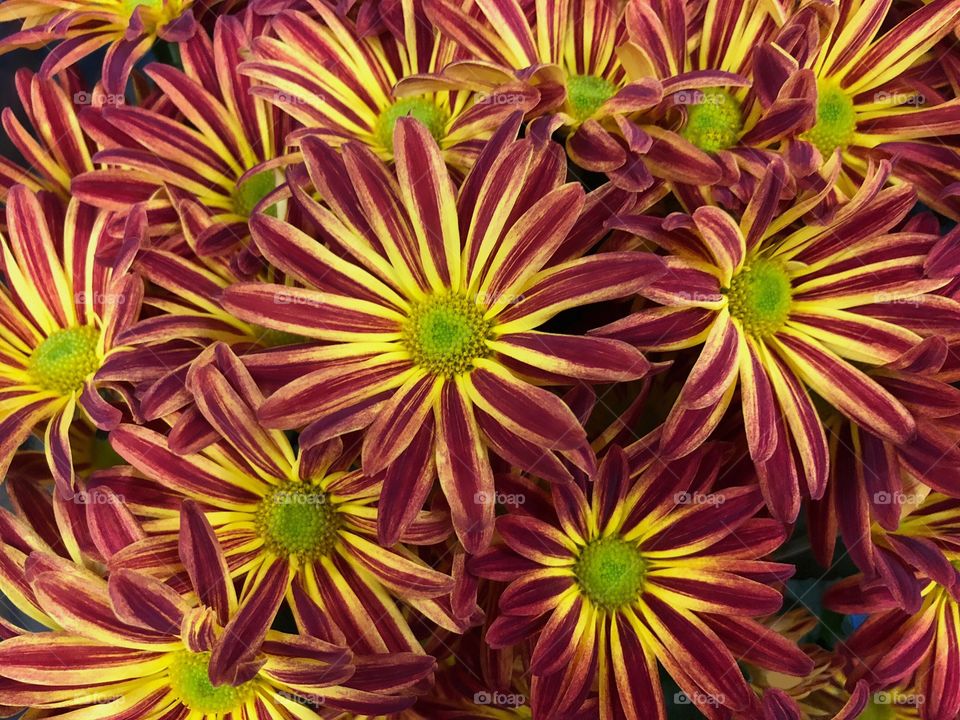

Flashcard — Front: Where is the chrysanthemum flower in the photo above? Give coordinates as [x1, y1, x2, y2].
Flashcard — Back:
[781, 0, 960, 216]
[0, 187, 139, 496]
[471, 441, 811, 719]
[624, 0, 817, 205]
[595, 159, 948, 522]
[100, 343, 459, 670]
[240, 0, 537, 171]
[827, 536, 960, 720]
[0, 502, 435, 718]
[423, 0, 673, 188]
[0, 69, 94, 206]
[0, 0, 196, 95]
[221, 117, 662, 551]
[73, 14, 290, 265]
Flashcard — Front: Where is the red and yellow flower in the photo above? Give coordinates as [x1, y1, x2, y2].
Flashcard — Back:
[471, 440, 811, 719]
[241, 0, 537, 171]
[99, 343, 460, 667]
[0, 187, 139, 496]
[222, 118, 663, 551]
[596, 159, 946, 522]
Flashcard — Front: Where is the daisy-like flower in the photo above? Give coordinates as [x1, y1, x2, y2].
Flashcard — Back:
[240, 0, 537, 171]
[624, 0, 818, 206]
[0, 0, 196, 95]
[0, 69, 94, 206]
[781, 0, 960, 216]
[595, 159, 948, 522]
[0, 187, 139, 496]
[73, 13, 291, 266]
[827, 525, 960, 720]
[0, 502, 436, 718]
[100, 343, 460, 671]
[470, 441, 811, 719]
[221, 117, 663, 551]
[423, 0, 673, 189]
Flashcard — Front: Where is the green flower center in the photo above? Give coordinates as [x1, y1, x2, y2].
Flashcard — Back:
[566, 74, 616, 123]
[725, 258, 793, 337]
[575, 537, 646, 610]
[122, 0, 162, 15]
[859, 696, 897, 720]
[805, 83, 857, 157]
[233, 171, 278, 217]
[680, 88, 744, 153]
[375, 97, 450, 153]
[256, 484, 341, 558]
[28, 326, 101, 394]
[403, 293, 491, 376]
[168, 651, 254, 714]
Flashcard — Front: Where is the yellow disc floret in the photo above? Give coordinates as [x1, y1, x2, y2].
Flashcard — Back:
[256, 484, 341, 558]
[725, 258, 793, 337]
[403, 292, 491, 377]
[804, 83, 857, 157]
[375, 97, 450, 153]
[680, 88, 744, 153]
[168, 651, 255, 714]
[575, 537, 646, 610]
[28, 325, 101, 394]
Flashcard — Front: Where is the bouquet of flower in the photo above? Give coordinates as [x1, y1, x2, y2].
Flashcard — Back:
[0, 0, 958, 718]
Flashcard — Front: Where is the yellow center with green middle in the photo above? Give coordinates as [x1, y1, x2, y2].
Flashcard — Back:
[403, 293, 491, 376]
[566, 74, 616, 123]
[725, 258, 793, 337]
[575, 537, 646, 610]
[122, 0, 162, 15]
[375, 97, 450, 153]
[168, 651, 255, 714]
[804, 83, 857, 157]
[256, 484, 341, 558]
[28, 325, 100, 394]
[680, 88, 744, 153]
[233, 171, 278, 217]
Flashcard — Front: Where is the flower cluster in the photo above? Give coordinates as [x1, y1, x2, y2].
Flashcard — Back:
[0, 0, 958, 718]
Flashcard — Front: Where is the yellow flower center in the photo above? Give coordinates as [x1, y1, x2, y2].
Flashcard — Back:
[680, 88, 744, 153]
[233, 171, 278, 217]
[805, 83, 857, 157]
[28, 326, 101, 394]
[566, 74, 616, 122]
[122, 0, 163, 16]
[725, 258, 793, 337]
[256, 484, 341, 558]
[375, 97, 450, 153]
[575, 537, 646, 610]
[403, 293, 491, 377]
[168, 651, 255, 714]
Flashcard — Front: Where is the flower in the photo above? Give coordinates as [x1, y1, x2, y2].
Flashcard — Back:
[0, 501, 435, 718]
[73, 14, 289, 268]
[221, 117, 663, 551]
[782, 0, 960, 217]
[0, 69, 94, 206]
[241, 0, 538, 170]
[424, 0, 673, 189]
[623, 0, 818, 205]
[471, 441, 811, 718]
[0, 187, 139, 496]
[0, 0, 196, 95]
[100, 343, 460, 670]
[595, 159, 947, 521]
